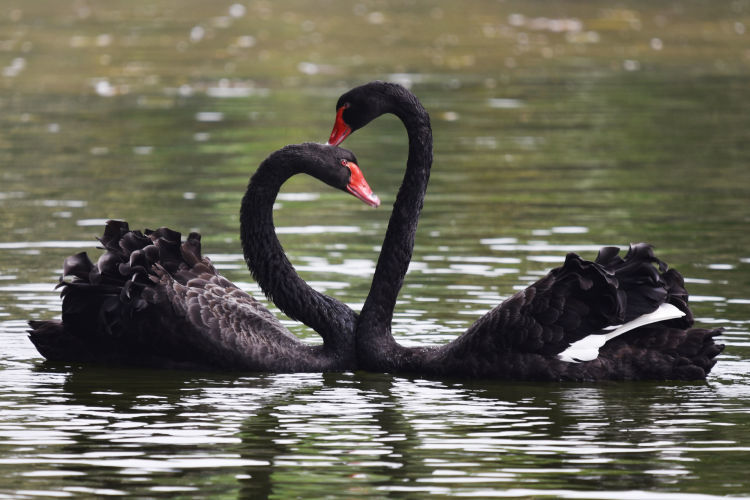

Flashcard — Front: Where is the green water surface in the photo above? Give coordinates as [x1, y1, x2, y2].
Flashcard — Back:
[2, 1, 750, 498]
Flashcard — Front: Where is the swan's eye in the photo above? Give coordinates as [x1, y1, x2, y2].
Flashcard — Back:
[341, 159, 349, 168]
[338, 103, 351, 119]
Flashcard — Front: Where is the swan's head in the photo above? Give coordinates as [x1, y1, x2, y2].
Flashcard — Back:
[297, 143, 380, 208]
[328, 81, 407, 146]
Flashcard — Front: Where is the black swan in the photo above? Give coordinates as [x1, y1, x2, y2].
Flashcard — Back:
[328, 81, 724, 381]
[28, 142, 380, 371]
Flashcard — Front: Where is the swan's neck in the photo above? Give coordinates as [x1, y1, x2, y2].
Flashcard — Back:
[357, 100, 433, 369]
[240, 160, 357, 363]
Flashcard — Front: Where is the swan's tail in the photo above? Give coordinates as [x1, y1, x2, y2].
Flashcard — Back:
[28, 319, 94, 362]
[28, 220, 206, 363]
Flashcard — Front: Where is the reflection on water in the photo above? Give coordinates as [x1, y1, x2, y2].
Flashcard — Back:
[2, 366, 750, 498]
[2, 0, 750, 497]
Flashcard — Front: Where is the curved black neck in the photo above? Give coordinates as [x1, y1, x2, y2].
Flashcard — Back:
[240, 154, 357, 364]
[356, 88, 433, 369]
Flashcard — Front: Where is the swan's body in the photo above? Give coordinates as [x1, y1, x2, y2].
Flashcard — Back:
[29, 143, 379, 371]
[329, 81, 723, 381]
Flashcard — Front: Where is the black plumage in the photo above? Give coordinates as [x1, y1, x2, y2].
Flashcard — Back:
[28, 143, 373, 371]
[329, 81, 723, 381]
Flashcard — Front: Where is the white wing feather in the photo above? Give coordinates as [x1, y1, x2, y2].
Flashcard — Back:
[557, 303, 686, 363]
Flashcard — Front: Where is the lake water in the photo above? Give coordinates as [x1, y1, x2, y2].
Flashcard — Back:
[2, 1, 750, 497]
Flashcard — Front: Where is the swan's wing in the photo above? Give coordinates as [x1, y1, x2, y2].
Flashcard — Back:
[443, 245, 692, 361]
[156, 261, 307, 370]
[29, 220, 304, 370]
[591, 324, 723, 380]
[556, 303, 685, 362]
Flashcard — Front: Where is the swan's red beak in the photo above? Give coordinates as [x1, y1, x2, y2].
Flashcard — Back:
[345, 161, 380, 208]
[327, 106, 351, 146]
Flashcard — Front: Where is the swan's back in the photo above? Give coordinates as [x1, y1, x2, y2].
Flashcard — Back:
[29, 220, 307, 370]
[431, 244, 723, 380]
